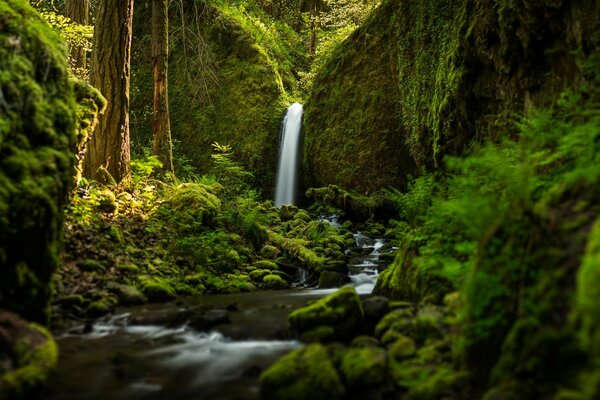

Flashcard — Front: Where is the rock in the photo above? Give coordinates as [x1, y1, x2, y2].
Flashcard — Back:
[279, 204, 299, 221]
[339, 346, 387, 388]
[301, 326, 335, 343]
[263, 274, 290, 290]
[253, 260, 279, 270]
[388, 335, 416, 360]
[260, 245, 278, 259]
[374, 308, 414, 339]
[289, 286, 364, 341]
[249, 269, 272, 282]
[413, 305, 445, 342]
[139, 277, 176, 302]
[0, 311, 58, 399]
[362, 296, 390, 332]
[106, 283, 147, 305]
[318, 271, 350, 288]
[76, 259, 105, 273]
[260, 343, 345, 400]
[95, 188, 117, 213]
[351, 335, 380, 348]
[187, 309, 230, 331]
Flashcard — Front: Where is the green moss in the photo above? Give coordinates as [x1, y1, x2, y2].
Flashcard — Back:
[301, 326, 335, 343]
[139, 276, 176, 302]
[262, 274, 289, 290]
[339, 346, 386, 388]
[388, 335, 417, 360]
[0, 323, 58, 399]
[260, 344, 345, 400]
[0, 0, 79, 324]
[253, 260, 279, 270]
[289, 286, 364, 341]
[269, 231, 327, 271]
[76, 259, 105, 273]
[249, 269, 272, 282]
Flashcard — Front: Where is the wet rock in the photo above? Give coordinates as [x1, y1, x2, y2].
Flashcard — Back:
[339, 346, 386, 388]
[187, 309, 230, 331]
[289, 286, 364, 341]
[318, 271, 350, 288]
[261, 343, 345, 400]
[362, 296, 390, 332]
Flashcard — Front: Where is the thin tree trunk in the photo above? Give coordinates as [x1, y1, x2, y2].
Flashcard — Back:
[64, 0, 89, 71]
[152, 0, 174, 173]
[84, 0, 134, 183]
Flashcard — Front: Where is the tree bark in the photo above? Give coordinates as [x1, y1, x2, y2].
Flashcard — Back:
[64, 0, 89, 71]
[152, 0, 174, 173]
[84, 0, 134, 183]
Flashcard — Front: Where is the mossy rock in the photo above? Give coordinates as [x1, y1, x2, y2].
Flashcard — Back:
[139, 277, 176, 302]
[115, 262, 140, 274]
[375, 308, 415, 339]
[260, 343, 345, 400]
[95, 188, 117, 214]
[249, 269, 272, 282]
[160, 183, 221, 229]
[289, 286, 364, 341]
[76, 259, 105, 273]
[339, 346, 386, 388]
[263, 274, 289, 290]
[318, 271, 350, 289]
[0, 311, 58, 399]
[259, 245, 278, 259]
[86, 297, 117, 317]
[253, 260, 279, 271]
[301, 325, 335, 343]
[106, 282, 147, 306]
[0, 0, 84, 324]
[388, 335, 417, 360]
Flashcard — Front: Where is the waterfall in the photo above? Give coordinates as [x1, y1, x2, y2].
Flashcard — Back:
[274, 102, 303, 207]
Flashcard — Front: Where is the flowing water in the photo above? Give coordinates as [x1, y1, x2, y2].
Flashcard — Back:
[47, 216, 394, 400]
[274, 103, 303, 207]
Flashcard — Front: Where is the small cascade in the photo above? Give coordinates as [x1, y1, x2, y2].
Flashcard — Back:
[274, 103, 303, 207]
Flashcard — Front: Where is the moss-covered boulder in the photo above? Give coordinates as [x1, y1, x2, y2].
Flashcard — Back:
[305, 0, 600, 193]
[289, 286, 364, 341]
[139, 277, 176, 302]
[263, 274, 289, 290]
[0, 0, 82, 324]
[260, 343, 345, 400]
[0, 311, 58, 399]
[339, 346, 386, 389]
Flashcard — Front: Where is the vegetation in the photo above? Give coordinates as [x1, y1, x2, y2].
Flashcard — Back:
[1, 0, 599, 398]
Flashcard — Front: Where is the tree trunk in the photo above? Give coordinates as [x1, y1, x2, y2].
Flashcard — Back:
[64, 0, 89, 71]
[84, 0, 134, 183]
[152, 0, 174, 173]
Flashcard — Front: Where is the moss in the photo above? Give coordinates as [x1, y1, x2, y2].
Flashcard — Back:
[95, 188, 117, 213]
[269, 231, 327, 271]
[260, 344, 345, 400]
[106, 283, 147, 306]
[76, 259, 105, 273]
[262, 274, 289, 290]
[339, 346, 386, 388]
[0, 320, 58, 399]
[388, 335, 417, 360]
[0, 0, 79, 324]
[259, 245, 278, 259]
[305, 0, 600, 193]
[301, 326, 335, 343]
[249, 269, 272, 282]
[306, 185, 383, 220]
[160, 183, 221, 229]
[139, 277, 176, 302]
[289, 286, 364, 341]
[253, 260, 279, 270]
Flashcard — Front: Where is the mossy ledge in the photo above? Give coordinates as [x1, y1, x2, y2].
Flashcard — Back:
[305, 0, 600, 193]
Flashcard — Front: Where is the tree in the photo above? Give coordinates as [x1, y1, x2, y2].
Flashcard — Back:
[152, 0, 174, 173]
[84, 0, 135, 183]
[64, 0, 89, 72]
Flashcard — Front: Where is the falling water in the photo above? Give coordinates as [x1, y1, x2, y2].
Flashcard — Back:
[274, 103, 303, 207]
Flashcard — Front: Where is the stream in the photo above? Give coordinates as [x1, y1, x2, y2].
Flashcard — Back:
[47, 222, 394, 400]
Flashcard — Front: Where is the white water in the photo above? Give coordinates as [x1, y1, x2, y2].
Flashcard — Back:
[274, 103, 303, 207]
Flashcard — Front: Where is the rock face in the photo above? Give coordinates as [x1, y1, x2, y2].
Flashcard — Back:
[305, 0, 600, 193]
[0, 0, 80, 324]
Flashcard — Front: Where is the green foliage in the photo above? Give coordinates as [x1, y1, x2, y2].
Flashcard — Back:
[38, 11, 93, 78]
